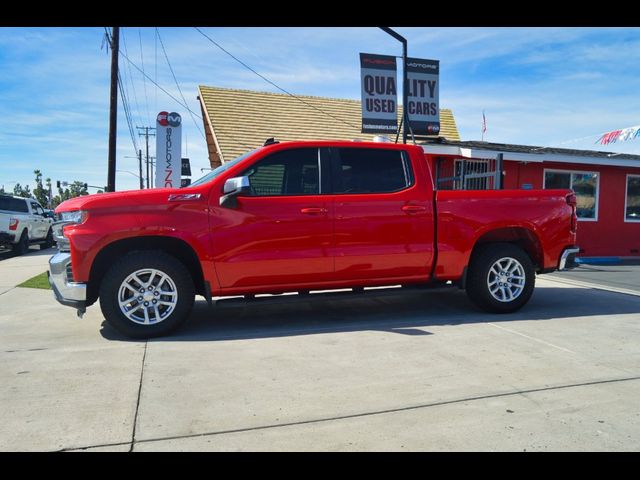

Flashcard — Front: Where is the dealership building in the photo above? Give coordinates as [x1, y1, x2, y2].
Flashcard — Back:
[197, 85, 640, 259]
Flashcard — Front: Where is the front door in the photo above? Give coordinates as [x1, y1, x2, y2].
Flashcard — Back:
[212, 147, 334, 291]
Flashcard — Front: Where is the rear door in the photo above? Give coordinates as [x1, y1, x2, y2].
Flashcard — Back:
[212, 147, 335, 290]
[330, 146, 435, 283]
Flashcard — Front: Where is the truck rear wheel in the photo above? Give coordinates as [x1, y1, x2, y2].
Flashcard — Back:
[99, 251, 195, 338]
[12, 230, 29, 255]
[465, 243, 535, 313]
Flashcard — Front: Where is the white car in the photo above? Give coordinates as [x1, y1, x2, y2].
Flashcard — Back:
[0, 194, 54, 255]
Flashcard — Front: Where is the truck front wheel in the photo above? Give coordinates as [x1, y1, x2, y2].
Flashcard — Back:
[99, 251, 195, 338]
[465, 243, 535, 313]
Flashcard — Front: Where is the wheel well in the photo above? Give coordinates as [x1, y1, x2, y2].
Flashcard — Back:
[471, 227, 543, 270]
[87, 236, 205, 306]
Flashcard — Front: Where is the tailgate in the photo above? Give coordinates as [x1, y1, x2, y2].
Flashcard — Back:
[0, 213, 11, 233]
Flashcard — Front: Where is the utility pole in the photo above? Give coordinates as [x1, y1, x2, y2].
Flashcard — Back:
[107, 26, 120, 192]
[138, 149, 143, 189]
[137, 126, 156, 188]
[379, 27, 410, 144]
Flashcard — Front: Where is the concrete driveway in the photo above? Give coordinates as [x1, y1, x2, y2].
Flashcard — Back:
[1, 252, 640, 451]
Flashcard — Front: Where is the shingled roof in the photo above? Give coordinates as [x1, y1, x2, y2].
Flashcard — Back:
[198, 85, 460, 167]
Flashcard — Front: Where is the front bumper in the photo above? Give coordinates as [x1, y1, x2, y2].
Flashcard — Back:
[558, 247, 580, 270]
[48, 251, 87, 313]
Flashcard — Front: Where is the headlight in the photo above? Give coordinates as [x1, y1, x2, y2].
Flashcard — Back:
[59, 210, 88, 224]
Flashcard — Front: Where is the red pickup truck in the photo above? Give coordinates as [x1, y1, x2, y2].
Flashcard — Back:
[49, 140, 579, 338]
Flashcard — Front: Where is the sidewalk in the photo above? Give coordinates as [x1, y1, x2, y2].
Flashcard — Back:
[0, 247, 53, 294]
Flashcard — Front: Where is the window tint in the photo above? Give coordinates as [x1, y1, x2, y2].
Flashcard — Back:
[335, 148, 412, 194]
[0, 196, 28, 213]
[626, 175, 640, 221]
[544, 171, 571, 189]
[242, 148, 319, 196]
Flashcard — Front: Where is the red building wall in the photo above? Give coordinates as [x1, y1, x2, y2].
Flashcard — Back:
[427, 154, 640, 258]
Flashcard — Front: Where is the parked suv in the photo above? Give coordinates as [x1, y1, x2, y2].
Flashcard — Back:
[0, 194, 54, 255]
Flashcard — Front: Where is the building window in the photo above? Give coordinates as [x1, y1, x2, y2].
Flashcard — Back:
[543, 169, 599, 220]
[626, 175, 640, 222]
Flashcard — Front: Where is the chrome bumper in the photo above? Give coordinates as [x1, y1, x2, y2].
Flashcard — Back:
[558, 247, 580, 270]
[48, 252, 87, 313]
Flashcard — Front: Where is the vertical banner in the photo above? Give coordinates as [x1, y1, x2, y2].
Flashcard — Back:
[155, 111, 182, 189]
[360, 53, 398, 134]
[405, 58, 440, 135]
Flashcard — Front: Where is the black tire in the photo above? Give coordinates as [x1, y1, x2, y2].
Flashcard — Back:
[465, 243, 535, 313]
[12, 230, 29, 256]
[41, 228, 54, 249]
[99, 250, 195, 339]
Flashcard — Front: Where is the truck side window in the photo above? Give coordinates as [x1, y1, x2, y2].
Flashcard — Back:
[242, 148, 320, 196]
[335, 148, 413, 194]
[31, 202, 44, 216]
[0, 197, 29, 213]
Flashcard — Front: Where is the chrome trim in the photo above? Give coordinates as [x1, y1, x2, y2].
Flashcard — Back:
[48, 252, 86, 302]
[52, 220, 73, 252]
[223, 176, 250, 194]
[168, 193, 202, 202]
[558, 247, 580, 270]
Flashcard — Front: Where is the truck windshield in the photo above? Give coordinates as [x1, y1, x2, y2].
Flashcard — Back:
[188, 149, 260, 187]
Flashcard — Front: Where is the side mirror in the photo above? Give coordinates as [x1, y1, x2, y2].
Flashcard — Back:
[220, 176, 251, 208]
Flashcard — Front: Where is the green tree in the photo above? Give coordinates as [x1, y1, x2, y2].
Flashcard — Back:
[68, 181, 89, 197]
[33, 169, 49, 207]
[13, 183, 31, 198]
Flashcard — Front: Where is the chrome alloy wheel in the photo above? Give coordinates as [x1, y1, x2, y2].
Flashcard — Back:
[117, 268, 178, 325]
[487, 257, 526, 303]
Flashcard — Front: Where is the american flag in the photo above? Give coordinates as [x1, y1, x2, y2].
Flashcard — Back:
[482, 111, 487, 134]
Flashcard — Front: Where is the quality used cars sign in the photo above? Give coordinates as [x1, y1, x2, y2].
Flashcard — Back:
[359, 53, 398, 134]
[405, 58, 440, 135]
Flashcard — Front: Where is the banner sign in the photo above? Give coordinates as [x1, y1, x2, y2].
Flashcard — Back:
[360, 53, 398, 134]
[405, 57, 440, 136]
[155, 111, 182, 189]
[596, 125, 640, 145]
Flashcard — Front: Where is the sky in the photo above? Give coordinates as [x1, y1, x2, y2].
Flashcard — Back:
[1, 26, 640, 195]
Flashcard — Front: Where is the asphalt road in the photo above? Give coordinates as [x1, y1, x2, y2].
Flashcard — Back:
[1, 251, 640, 451]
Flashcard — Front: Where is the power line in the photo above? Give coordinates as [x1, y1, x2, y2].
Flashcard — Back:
[138, 28, 151, 125]
[119, 48, 201, 120]
[121, 29, 143, 127]
[119, 47, 255, 153]
[117, 71, 139, 154]
[193, 27, 358, 130]
[155, 27, 206, 141]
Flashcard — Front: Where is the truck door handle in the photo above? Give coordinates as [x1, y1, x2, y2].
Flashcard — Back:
[300, 207, 327, 215]
[402, 205, 427, 213]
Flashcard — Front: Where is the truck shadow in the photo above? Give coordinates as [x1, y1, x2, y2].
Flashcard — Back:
[100, 285, 640, 342]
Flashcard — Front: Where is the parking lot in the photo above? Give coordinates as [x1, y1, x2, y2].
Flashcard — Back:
[1, 249, 640, 451]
